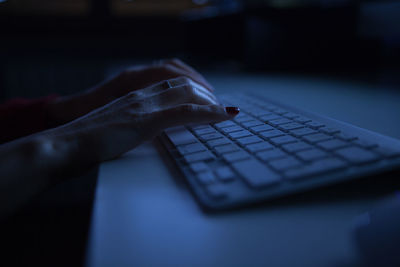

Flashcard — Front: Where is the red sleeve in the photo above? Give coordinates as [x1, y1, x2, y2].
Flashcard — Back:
[0, 95, 59, 144]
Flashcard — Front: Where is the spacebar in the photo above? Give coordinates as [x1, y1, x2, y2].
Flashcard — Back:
[232, 159, 281, 188]
[165, 126, 199, 146]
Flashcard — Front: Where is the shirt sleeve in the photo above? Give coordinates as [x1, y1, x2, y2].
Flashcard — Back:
[0, 95, 59, 144]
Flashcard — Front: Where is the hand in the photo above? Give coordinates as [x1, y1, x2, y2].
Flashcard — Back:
[0, 76, 239, 219]
[49, 76, 239, 163]
[48, 59, 215, 125]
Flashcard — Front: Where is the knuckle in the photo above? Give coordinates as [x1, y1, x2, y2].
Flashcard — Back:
[178, 76, 192, 85]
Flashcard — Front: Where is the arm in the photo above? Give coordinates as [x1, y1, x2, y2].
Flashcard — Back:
[47, 58, 215, 125]
[0, 76, 239, 220]
[0, 95, 59, 144]
[0, 59, 213, 144]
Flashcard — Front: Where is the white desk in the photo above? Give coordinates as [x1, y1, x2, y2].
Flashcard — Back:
[86, 74, 400, 267]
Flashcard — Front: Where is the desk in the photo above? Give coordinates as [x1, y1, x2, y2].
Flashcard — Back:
[86, 74, 400, 267]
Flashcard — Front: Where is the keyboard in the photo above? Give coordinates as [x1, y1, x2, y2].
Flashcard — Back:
[160, 93, 400, 210]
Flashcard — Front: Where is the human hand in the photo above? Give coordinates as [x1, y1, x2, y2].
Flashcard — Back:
[49, 59, 215, 125]
[51, 76, 239, 163]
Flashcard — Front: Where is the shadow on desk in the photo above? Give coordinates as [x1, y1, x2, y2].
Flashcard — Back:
[0, 168, 98, 267]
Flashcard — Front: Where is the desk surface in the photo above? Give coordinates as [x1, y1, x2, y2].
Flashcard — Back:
[86, 74, 400, 267]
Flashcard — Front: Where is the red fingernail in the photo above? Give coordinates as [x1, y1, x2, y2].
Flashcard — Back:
[225, 106, 240, 116]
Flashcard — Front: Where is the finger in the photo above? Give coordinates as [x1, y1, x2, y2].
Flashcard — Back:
[132, 77, 217, 101]
[170, 76, 215, 95]
[166, 77, 217, 102]
[149, 84, 219, 108]
[160, 64, 214, 93]
[163, 58, 215, 90]
[150, 104, 239, 132]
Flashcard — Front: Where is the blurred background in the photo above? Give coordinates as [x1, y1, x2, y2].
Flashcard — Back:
[0, 0, 399, 100]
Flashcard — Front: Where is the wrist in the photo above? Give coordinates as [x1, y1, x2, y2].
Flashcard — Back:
[31, 127, 95, 182]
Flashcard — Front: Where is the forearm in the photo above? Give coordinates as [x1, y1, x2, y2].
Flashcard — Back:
[47, 91, 97, 126]
[0, 128, 94, 219]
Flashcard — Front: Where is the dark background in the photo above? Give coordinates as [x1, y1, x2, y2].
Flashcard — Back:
[0, 0, 399, 266]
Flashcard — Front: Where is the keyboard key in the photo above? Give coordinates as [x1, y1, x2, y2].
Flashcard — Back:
[232, 159, 281, 188]
[246, 142, 274, 153]
[269, 135, 297, 145]
[190, 162, 209, 173]
[285, 158, 347, 180]
[353, 140, 378, 149]
[227, 130, 253, 139]
[214, 120, 236, 129]
[269, 157, 302, 171]
[260, 130, 285, 139]
[302, 133, 332, 143]
[220, 125, 243, 134]
[236, 136, 263, 146]
[335, 132, 358, 141]
[250, 124, 274, 133]
[290, 128, 317, 137]
[223, 151, 251, 162]
[207, 138, 231, 147]
[305, 121, 325, 129]
[177, 143, 207, 155]
[214, 144, 240, 154]
[196, 171, 216, 184]
[194, 127, 216, 135]
[257, 149, 287, 161]
[205, 184, 228, 199]
[215, 166, 236, 182]
[269, 118, 292, 126]
[282, 142, 312, 153]
[199, 132, 224, 141]
[294, 116, 312, 123]
[296, 149, 328, 161]
[249, 109, 272, 117]
[278, 122, 304, 131]
[336, 147, 379, 164]
[184, 151, 215, 163]
[283, 112, 300, 119]
[260, 114, 282, 122]
[190, 124, 209, 130]
[241, 120, 264, 128]
[318, 139, 349, 150]
[165, 127, 198, 146]
[320, 127, 340, 135]
[234, 114, 253, 122]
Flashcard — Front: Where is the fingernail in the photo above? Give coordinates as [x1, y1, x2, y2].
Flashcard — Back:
[225, 106, 240, 116]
